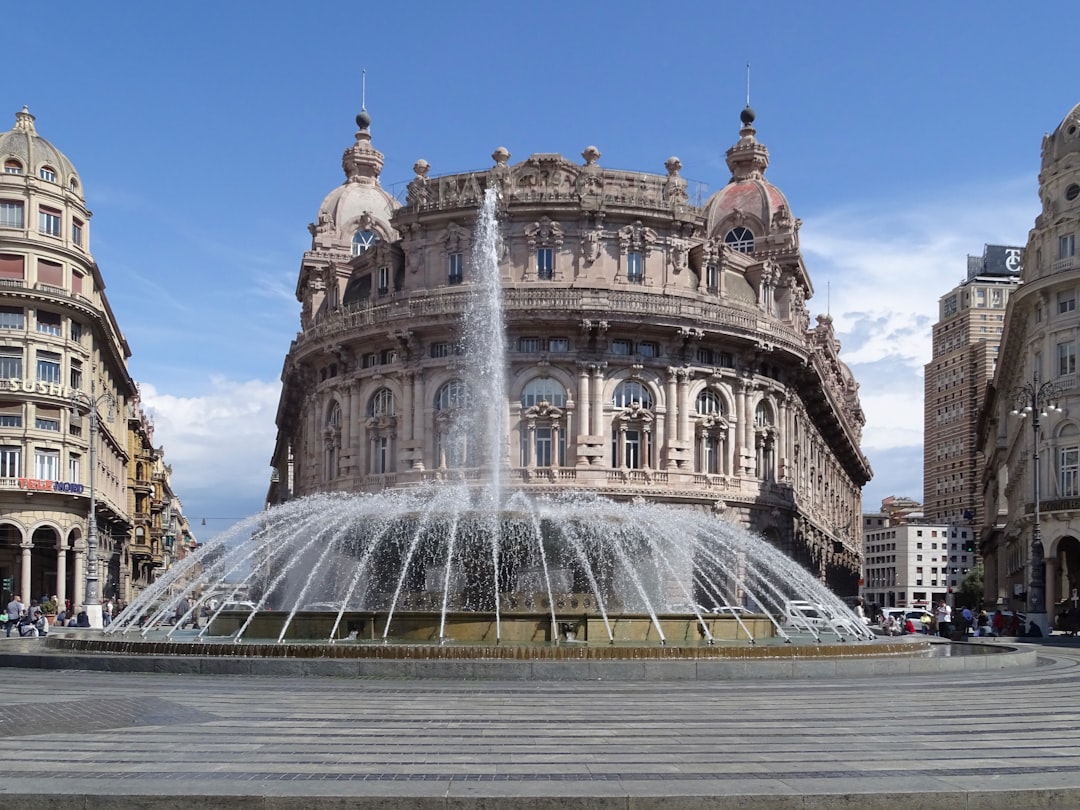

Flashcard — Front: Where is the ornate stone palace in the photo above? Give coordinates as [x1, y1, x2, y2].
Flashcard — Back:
[267, 106, 872, 591]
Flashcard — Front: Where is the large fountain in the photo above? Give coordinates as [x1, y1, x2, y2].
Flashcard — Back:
[100, 188, 878, 655]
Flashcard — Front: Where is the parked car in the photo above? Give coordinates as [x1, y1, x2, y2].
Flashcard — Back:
[784, 600, 830, 630]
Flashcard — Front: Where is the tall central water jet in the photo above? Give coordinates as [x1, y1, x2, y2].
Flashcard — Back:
[462, 186, 507, 502]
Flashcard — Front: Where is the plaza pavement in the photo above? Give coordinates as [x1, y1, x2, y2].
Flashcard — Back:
[2, 635, 1080, 809]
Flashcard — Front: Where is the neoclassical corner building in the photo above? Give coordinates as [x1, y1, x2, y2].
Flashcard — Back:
[268, 106, 872, 590]
[0, 108, 193, 608]
[980, 101, 1080, 625]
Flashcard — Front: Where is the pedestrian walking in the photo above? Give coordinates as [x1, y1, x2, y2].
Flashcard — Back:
[5, 593, 24, 637]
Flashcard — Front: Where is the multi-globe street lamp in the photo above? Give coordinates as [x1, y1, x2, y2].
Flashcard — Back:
[70, 381, 117, 630]
[1010, 369, 1063, 636]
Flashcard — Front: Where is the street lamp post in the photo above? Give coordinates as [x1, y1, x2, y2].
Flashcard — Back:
[1010, 368, 1063, 636]
[71, 380, 116, 630]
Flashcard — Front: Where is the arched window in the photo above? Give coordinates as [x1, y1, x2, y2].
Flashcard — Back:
[612, 380, 652, 409]
[696, 389, 724, 416]
[369, 387, 395, 417]
[352, 230, 377, 256]
[3, 159, 22, 175]
[326, 401, 342, 427]
[754, 401, 773, 427]
[520, 379, 567, 468]
[434, 380, 470, 469]
[39, 165, 57, 182]
[611, 380, 654, 469]
[724, 226, 754, 253]
[521, 378, 567, 408]
[435, 380, 469, 411]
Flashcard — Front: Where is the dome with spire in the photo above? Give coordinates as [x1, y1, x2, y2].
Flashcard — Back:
[1042, 101, 1080, 169]
[311, 109, 400, 249]
[0, 107, 84, 201]
[702, 108, 793, 253]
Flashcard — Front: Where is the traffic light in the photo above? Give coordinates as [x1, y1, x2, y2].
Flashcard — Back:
[964, 539, 976, 553]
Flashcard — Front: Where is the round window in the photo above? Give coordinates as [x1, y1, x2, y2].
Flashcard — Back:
[1066, 184, 1080, 202]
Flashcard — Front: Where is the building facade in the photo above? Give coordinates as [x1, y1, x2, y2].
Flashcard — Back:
[268, 106, 873, 591]
[862, 500, 976, 609]
[0, 108, 191, 611]
[923, 245, 1021, 529]
[979, 101, 1080, 629]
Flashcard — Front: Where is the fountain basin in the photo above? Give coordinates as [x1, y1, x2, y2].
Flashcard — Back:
[204, 609, 778, 644]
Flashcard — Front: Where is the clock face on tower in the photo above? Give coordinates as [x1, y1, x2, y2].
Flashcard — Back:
[724, 226, 754, 253]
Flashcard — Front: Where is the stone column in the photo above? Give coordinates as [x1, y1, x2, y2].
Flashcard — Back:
[73, 547, 85, 609]
[591, 364, 605, 438]
[577, 365, 590, 442]
[665, 368, 678, 470]
[401, 371, 414, 442]
[413, 372, 426, 471]
[55, 543, 66, 606]
[677, 369, 690, 446]
[20, 545, 30, 603]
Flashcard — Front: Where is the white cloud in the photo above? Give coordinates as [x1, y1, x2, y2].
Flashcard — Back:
[138, 377, 281, 521]
[799, 178, 1037, 499]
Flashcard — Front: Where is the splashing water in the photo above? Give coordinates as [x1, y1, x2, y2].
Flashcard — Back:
[107, 186, 874, 646]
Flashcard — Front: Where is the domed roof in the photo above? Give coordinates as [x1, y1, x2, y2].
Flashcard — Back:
[1042, 101, 1080, 168]
[312, 109, 399, 243]
[702, 108, 791, 244]
[0, 107, 84, 201]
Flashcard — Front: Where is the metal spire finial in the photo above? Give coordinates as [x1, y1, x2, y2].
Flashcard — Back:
[746, 62, 751, 107]
[361, 69, 367, 112]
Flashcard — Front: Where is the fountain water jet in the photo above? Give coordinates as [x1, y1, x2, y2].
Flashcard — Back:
[104, 187, 876, 651]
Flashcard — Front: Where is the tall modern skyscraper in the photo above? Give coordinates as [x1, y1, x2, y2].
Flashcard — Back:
[923, 245, 1022, 529]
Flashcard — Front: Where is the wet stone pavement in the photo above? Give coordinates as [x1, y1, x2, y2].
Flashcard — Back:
[2, 638, 1080, 809]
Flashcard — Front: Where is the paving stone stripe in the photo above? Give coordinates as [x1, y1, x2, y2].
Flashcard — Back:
[3, 640, 1080, 808]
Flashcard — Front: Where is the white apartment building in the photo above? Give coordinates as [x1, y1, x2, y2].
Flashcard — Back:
[862, 510, 977, 609]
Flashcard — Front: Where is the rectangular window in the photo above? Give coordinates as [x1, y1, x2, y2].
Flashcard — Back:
[71, 271, 84, 295]
[34, 414, 60, 432]
[0, 306, 24, 330]
[547, 338, 569, 353]
[34, 448, 59, 480]
[0, 402, 21, 428]
[0, 201, 24, 228]
[0, 254, 25, 280]
[70, 359, 82, 390]
[69, 454, 80, 484]
[0, 445, 20, 477]
[626, 251, 644, 283]
[0, 347, 22, 378]
[362, 353, 377, 368]
[1061, 234, 1076, 259]
[38, 207, 61, 237]
[448, 252, 463, 285]
[36, 310, 62, 336]
[36, 350, 60, 383]
[1058, 291, 1076, 314]
[1062, 447, 1080, 497]
[637, 341, 659, 357]
[612, 339, 632, 355]
[377, 266, 390, 294]
[1059, 341, 1077, 376]
[536, 248, 554, 280]
[379, 349, 397, 365]
[430, 342, 451, 358]
[706, 262, 719, 292]
[696, 347, 714, 365]
[70, 321, 82, 342]
[71, 219, 83, 246]
[518, 337, 542, 353]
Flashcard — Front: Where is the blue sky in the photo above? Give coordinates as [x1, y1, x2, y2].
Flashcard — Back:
[7, 1, 1077, 538]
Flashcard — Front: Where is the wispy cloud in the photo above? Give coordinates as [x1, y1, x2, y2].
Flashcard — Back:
[800, 177, 1037, 503]
[139, 377, 281, 533]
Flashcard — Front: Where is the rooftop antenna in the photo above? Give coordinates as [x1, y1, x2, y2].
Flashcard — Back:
[746, 62, 751, 107]
[361, 69, 367, 112]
